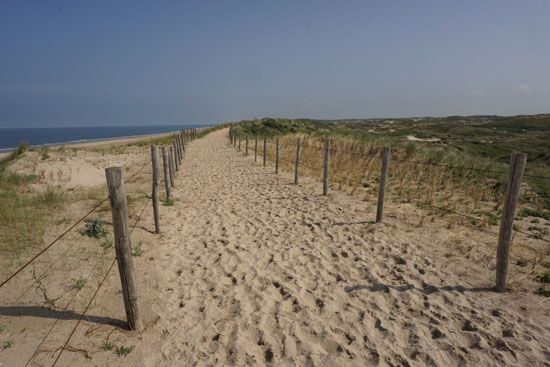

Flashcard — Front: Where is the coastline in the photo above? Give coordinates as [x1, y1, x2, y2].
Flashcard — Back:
[0, 130, 179, 159]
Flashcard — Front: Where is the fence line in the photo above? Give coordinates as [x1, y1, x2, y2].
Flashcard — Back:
[229, 130, 549, 291]
[0, 126, 221, 364]
[271, 139, 550, 180]
[0, 157, 154, 290]
[50, 194, 151, 366]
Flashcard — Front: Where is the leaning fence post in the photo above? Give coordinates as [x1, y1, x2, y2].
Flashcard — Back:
[496, 152, 527, 292]
[162, 147, 171, 199]
[376, 147, 390, 223]
[151, 145, 160, 233]
[263, 135, 267, 166]
[105, 167, 143, 331]
[275, 138, 280, 174]
[322, 138, 331, 195]
[255, 134, 258, 162]
[245, 136, 249, 156]
[168, 146, 175, 187]
[294, 138, 301, 184]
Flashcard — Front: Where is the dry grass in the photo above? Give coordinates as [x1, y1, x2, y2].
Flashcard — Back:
[247, 133, 549, 279]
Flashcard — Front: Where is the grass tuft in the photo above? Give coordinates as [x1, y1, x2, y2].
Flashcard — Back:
[115, 345, 134, 356]
[82, 218, 108, 238]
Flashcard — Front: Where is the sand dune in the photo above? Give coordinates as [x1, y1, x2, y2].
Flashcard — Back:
[1, 128, 548, 366]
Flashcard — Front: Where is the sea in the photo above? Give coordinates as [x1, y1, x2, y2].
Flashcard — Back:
[0, 124, 208, 152]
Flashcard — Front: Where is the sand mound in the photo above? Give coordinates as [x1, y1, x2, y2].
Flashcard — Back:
[7, 146, 146, 189]
[407, 135, 441, 142]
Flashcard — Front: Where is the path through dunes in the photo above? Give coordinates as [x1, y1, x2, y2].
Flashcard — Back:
[143, 129, 549, 366]
[6, 128, 547, 366]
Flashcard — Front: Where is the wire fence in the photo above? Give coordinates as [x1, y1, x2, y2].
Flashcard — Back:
[229, 128, 549, 292]
[0, 127, 221, 366]
[264, 135, 548, 243]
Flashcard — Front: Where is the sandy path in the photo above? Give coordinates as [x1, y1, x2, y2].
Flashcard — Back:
[138, 129, 548, 366]
[2, 128, 548, 366]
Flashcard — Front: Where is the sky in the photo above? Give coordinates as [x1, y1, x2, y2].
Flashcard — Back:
[0, 0, 549, 128]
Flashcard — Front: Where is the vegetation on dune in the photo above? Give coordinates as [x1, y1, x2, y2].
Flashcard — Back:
[232, 115, 550, 210]
[0, 143, 68, 261]
[231, 115, 550, 289]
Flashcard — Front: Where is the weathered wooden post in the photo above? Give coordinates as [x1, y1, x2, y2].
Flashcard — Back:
[175, 140, 181, 168]
[229, 127, 233, 143]
[322, 138, 331, 195]
[275, 138, 280, 174]
[151, 145, 160, 233]
[245, 136, 249, 156]
[172, 142, 179, 171]
[376, 147, 390, 223]
[294, 138, 301, 185]
[238, 134, 241, 151]
[496, 152, 527, 292]
[105, 167, 143, 331]
[263, 135, 267, 166]
[162, 147, 171, 199]
[254, 134, 258, 162]
[177, 136, 182, 160]
[168, 147, 175, 187]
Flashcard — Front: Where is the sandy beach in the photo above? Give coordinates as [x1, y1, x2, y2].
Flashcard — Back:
[0, 131, 178, 160]
[0, 128, 548, 366]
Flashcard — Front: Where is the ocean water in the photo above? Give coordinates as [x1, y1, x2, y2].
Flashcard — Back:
[0, 124, 207, 151]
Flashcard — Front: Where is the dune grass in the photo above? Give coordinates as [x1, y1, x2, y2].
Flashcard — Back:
[234, 117, 550, 244]
[0, 144, 68, 262]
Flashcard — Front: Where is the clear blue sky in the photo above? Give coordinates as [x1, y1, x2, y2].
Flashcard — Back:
[1, 1, 549, 127]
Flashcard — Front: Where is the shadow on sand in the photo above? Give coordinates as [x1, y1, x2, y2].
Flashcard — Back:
[0, 306, 127, 328]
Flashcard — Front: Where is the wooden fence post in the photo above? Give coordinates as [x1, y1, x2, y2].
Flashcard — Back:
[294, 138, 301, 185]
[229, 127, 233, 143]
[376, 147, 390, 223]
[263, 135, 267, 166]
[322, 138, 331, 195]
[238, 135, 241, 151]
[151, 145, 160, 233]
[172, 142, 179, 171]
[255, 134, 258, 162]
[105, 167, 143, 331]
[162, 147, 171, 199]
[245, 136, 249, 156]
[177, 136, 182, 160]
[168, 146, 175, 187]
[275, 138, 280, 174]
[176, 140, 181, 168]
[496, 152, 527, 292]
